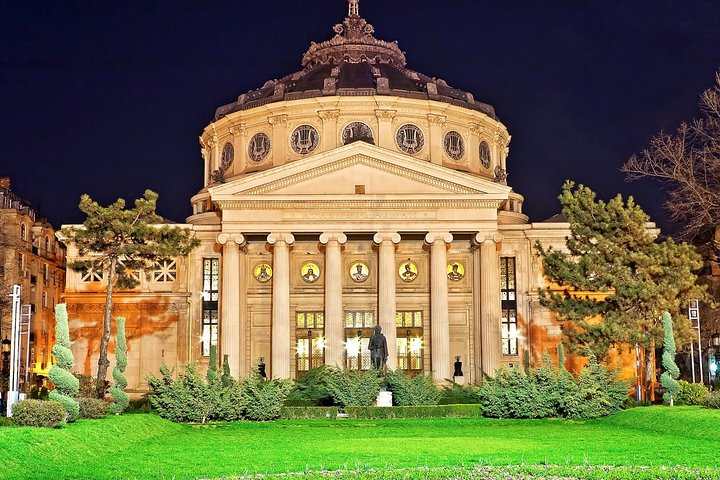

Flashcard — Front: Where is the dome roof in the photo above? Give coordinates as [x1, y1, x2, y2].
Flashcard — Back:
[214, 1, 496, 121]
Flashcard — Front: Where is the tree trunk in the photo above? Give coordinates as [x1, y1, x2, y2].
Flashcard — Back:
[96, 259, 116, 398]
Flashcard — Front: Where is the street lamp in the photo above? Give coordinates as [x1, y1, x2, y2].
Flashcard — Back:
[1, 337, 10, 415]
[711, 333, 720, 348]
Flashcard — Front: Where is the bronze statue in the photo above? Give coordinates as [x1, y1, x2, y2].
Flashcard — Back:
[368, 325, 388, 370]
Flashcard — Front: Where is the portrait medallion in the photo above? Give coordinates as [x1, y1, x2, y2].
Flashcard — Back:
[398, 260, 418, 282]
[447, 262, 465, 281]
[300, 261, 321, 283]
[253, 263, 273, 283]
[349, 261, 369, 283]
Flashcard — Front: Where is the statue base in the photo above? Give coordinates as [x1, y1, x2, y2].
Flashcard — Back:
[376, 390, 393, 407]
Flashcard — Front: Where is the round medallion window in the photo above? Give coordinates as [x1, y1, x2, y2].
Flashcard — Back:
[248, 133, 271, 163]
[396, 124, 424, 154]
[300, 261, 321, 284]
[290, 125, 320, 154]
[349, 261, 370, 283]
[447, 262, 465, 281]
[479, 141, 492, 169]
[253, 263, 273, 283]
[443, 131, 465, 160]
[342, 122, 374, 145]
[221, 142, 234, 169]
[398, 260, 418, 283]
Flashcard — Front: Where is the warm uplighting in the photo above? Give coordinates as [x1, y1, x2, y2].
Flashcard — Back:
[1, 337, 10, 354]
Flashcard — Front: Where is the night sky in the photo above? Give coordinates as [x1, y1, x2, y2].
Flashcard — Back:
[2, 1, 720, 233]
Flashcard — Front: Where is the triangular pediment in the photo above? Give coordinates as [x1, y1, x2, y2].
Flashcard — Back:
[209, 142, 511, 201]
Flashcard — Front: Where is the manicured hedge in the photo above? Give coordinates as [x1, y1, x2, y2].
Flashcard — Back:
[11, 399, 67, 428]
[345, 404, 483, 419]
[280, 406, 339, 419]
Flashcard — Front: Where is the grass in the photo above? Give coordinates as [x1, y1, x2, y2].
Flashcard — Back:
[0, 406, 719, 479]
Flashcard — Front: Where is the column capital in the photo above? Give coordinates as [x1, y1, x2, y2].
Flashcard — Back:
[473, 232, 503, 245]
[425, 232, 453, 245]
[267, 233, 295, 246]
[217, 233, 245, 245]
[373, 232, 401, 245]
[319, 232, 348, 245]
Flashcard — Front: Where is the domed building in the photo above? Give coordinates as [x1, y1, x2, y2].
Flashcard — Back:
[63, 1, 583, 390]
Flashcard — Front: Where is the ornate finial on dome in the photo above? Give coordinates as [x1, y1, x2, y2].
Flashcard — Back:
[348, 0, 359, 17]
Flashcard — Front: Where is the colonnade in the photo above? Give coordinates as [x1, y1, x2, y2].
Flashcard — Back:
[216, 230, 503, 382]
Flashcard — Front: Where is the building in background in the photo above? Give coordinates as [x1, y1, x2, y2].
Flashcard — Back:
[0, 176, 66, 389]
[60, 2, 637, 392]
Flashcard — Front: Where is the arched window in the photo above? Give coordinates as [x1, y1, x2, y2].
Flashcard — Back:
[20, 223, 27, 241]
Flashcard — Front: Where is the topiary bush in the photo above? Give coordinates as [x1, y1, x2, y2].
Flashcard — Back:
[280, 406, 339, 419]
[48, 304, 80, 422]
[660, 312, 680, 406]
[109, 317, 129, 414]
[78, 397, 109, 419]
[241, 374, 293, 421]
[345, 404, 484, 419]
[385, 370, 439, 406]
[325, 367, 383, 407]
[675, 380, 709, 406]
[11, 399, 66, 428]
[285, 365, 336, 406]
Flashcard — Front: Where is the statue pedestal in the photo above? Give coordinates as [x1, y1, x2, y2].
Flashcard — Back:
[453, 375, 465, 385]
[376, 390, 393, 407]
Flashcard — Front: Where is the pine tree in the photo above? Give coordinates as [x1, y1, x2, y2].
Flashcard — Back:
[110, 317, 129, 414]
[537, 181, 707, 360]
[557, 343, 566, 370]
[660, 312, 680, 406]
[221, 354, 233, 387]
[48, 304, 80, 421]
[61, 190, 198, 397]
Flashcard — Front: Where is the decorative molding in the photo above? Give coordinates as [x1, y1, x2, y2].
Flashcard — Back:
[319, 232, 348, 244]
[468, 123, 484, 135]
[473, 232, 503, 245]
[268, 115, 288, 127]
[66, 303, 175, 314]
[427, 114, 447, 126]
[318, 109, 341, 120]
[267, 233, 295, 246]
[217, 198, 504, 211]
[374, 109, 397, 121]
[241, 154, 480, 195]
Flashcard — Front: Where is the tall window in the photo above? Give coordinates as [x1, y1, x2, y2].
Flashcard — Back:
[201, 258, 219, 357]
[345, 311, 375, 370]
[396, 311, 423, 372]
[296, 312, 324, 374]
[500, 257, 518, 355]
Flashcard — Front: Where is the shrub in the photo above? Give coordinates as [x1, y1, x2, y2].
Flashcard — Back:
[564, 356, 630, 419]
[0, 417, 15, 427]
[126, 396, 153, 414]
[345, 404, 483, 419]
[109, 317, 129, 414]
[214, 380, 247, 422]
[29, 385, 49, 400]
[241, 374, 293, 421]
[704, 391, 720, 409]
[280, 406, 339, 419]
[286, 365, 336, 406]
[74, 374, 98, 398]
[325, 367, 382, 406]
[78, 397, 109, 419]
[385, 370, 439, 406]
[438, 381, 482, 405]
[675, 380, 709, 406]
[148, 364, 218, 423]
[11, 399, 66, 428]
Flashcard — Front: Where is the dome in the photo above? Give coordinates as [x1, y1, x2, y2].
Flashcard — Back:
[214, 1, 496, 121]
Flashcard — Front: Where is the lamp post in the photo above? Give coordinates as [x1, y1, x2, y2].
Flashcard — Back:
[710, 333, 720, 384]
[1, 337, 10, 415]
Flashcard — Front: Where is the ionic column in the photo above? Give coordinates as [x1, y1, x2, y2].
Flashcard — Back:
[425, 232, 453, 382]
[373, 232, 401, 370]
[476, 232, 503, 377]
[267, 232, 295, 378]
[217, 233, 245, 378]
[320, 232, 347, 367]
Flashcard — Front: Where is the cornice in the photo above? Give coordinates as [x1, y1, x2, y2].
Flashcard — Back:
[216, 198, 504, 210]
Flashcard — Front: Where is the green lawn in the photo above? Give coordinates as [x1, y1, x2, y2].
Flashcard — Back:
[0, 406, 718, 479]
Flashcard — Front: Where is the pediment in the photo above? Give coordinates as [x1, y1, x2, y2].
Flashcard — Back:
[209, 142, 511, 201]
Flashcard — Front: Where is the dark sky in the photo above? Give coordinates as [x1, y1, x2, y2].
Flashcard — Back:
[2, 1, 720, 232]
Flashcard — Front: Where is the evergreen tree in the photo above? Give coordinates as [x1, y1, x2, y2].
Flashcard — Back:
[48, 304, 80, 421]
[660, 312, 680, 406]
[207, 345, 218, 383]
[557, 343, 566, 370]
[221, 354, 233, 387]
[110, 317, 129, 414]
[537, 181, 707, 360]
[61, 190, 198, 397]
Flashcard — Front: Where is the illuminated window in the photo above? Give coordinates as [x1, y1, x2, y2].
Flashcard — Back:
[21, 224, 27, 241]
[296, 312, 325, 375]
[201, 258, 219, 357]
[500, 257, 518, 355]
[345, 310, 375, 370]
[396, 311, 423, 372]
